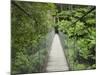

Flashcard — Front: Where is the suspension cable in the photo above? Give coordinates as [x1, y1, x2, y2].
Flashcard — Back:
[12, 1, 33, 19]
[70, 7, 95, 26]
[12, 1, 40, 27]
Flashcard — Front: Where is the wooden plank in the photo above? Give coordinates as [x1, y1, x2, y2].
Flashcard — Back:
[46, 34, 69, 72]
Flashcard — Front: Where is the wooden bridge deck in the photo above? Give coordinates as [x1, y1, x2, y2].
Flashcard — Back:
[46, 34, 69, 72]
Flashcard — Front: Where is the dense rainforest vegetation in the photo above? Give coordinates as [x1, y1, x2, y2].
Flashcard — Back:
[11, 1, 56, 74]
[11, 1, 96, 74]
[57, 4, 96, 70]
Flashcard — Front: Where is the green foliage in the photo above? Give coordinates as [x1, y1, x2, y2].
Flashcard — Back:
[74, 64, 86, 70]
[58, 6, 96, 70]
[11, 1, 56, 74]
